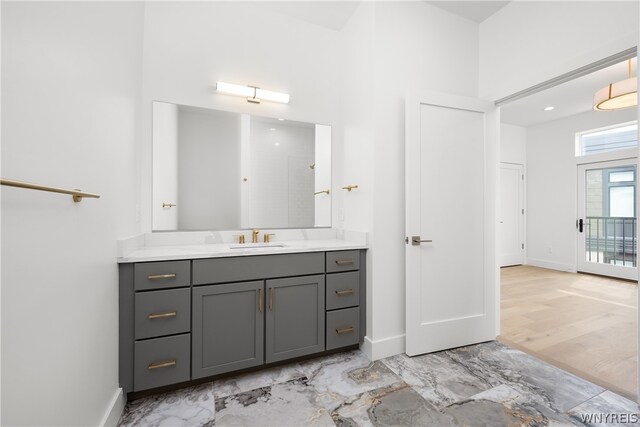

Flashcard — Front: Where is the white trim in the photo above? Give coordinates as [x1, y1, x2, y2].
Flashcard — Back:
[575, 149, 637, 166]
[495, 47, 637, 106]
[99, 388, 125, 427]
[526, 257, 576, 273]
[361, 334, 406, 361]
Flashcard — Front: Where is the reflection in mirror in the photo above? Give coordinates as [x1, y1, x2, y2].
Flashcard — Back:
[152, 102, 331, 231]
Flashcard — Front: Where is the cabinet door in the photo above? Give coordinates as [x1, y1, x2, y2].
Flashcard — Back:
[265, 275, 325, 363]
[192, 281, 264, 379]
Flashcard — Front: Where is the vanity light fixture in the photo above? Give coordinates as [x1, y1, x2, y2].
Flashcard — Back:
[215, 81, 290, 104]
[593, 59, 637, 111]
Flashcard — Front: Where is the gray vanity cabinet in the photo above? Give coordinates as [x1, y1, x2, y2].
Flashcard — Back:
[192, 281, 264, 379]
[265, 275, 325, 363]
[120, 249, 366, 399]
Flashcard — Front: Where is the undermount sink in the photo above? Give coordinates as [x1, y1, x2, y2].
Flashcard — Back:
[229, 243, 287, 250]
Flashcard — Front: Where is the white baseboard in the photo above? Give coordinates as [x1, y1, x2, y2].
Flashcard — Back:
[361, 334, 406, 361]
[526, 257, 576, 273]
[100, 388, 124, 427]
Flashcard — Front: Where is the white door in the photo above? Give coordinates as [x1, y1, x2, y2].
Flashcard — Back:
[577, 159, 637, 280]
[405, 92, 499, 356]
[500, 163, 524, 267]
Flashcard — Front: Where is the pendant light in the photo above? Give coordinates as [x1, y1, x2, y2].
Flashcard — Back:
[593, 59, 637, 111]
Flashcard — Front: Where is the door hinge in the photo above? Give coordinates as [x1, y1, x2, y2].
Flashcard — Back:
[522, 209, 524, 214]
[522, 243, 524, 249]
[522, 174, 524, 181]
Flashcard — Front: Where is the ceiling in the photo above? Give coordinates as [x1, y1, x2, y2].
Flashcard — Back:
[256, 1, 511, 30]
[426, 1, 510, 23]
[255, 1, 361, 31]
[501, 58, 638, 128]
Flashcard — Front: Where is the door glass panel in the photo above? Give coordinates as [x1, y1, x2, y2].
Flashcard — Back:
[609, 171, 634, 183]
[610, 186, 634, 217]
[584, 165, 637, 267]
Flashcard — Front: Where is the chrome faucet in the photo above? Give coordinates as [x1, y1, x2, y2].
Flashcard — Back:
[252, 229, 260, 243]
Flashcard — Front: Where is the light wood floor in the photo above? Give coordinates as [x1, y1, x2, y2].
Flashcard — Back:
[499, 265, 638, 400]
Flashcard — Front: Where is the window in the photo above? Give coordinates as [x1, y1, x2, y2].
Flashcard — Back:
[576, 121, 638, 157]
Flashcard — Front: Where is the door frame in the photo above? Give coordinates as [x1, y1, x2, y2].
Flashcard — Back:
[500, 162, 526, 267]
[405, 91, 502, 353]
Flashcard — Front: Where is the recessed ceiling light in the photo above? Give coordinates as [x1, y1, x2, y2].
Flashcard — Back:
[544, 106, 555, 111]
[270, 128, 276, 131]
[278, 118, 285, 121]
[274, 142, 281, 146]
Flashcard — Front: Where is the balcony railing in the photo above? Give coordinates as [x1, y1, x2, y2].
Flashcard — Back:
[586, 216, 637, 267]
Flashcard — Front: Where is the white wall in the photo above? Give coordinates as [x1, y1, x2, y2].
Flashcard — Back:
[1, 2, 143, 425]
[140, 1, 344, 233]
[480, 1, 639, 100]
[501, 123, 527, 165]
[177, 108, 240, 230]
[341, 2, 480, 359]
[526, 108, 637, 272]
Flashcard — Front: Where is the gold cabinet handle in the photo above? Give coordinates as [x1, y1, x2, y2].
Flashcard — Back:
[314, 189, 330, 196]
[335, 260, 354, 266]
[148, 359, 176, 370]
[162, 203, 177, 208]
[147, 274, 177, 280]
[336, 326, 354, 334]
[148, 311, 177, 320]
[335, 289, 354, 296]
[258, 288, 263, 312]
[269, 288, 273, 310]
[342, 185, 359, 192]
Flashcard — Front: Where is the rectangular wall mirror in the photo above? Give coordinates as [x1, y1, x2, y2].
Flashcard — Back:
[152, 101, 332, 231]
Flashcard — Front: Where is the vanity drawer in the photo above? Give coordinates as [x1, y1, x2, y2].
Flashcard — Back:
[326, 272, 360, 310]
[134, 261, 191, 291]
[193, 253, 324, 285]
[326, 307, 360, 350]
[326, 251, 360, 273]
[134, 333, 190, 392]
[135, 288, 191, 340]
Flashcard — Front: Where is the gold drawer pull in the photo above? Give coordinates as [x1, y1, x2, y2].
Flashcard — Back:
[335, 289, 354, 296]
[148, 311, 177, 320]
[148, 359, 176, 370]
[147, 273, 177, 280]
[336, 326, 354, 334]
[335, 260, 354, 266]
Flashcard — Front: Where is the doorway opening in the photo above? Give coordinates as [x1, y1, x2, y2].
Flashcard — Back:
[498, 51, 639, 399]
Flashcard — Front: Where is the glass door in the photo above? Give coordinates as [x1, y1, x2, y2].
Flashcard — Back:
[577, 159, 637, 280]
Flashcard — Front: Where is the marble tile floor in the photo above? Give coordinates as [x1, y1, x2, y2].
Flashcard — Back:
[118, 341, 640, 427]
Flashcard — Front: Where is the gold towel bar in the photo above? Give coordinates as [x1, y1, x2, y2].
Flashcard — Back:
[1, 178, 100, 203]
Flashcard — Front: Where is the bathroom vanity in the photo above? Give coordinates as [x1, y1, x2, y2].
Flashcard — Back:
[118, 242, 366, 399]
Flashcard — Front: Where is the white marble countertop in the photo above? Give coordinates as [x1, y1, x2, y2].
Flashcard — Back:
[117, 229, 368, 263]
